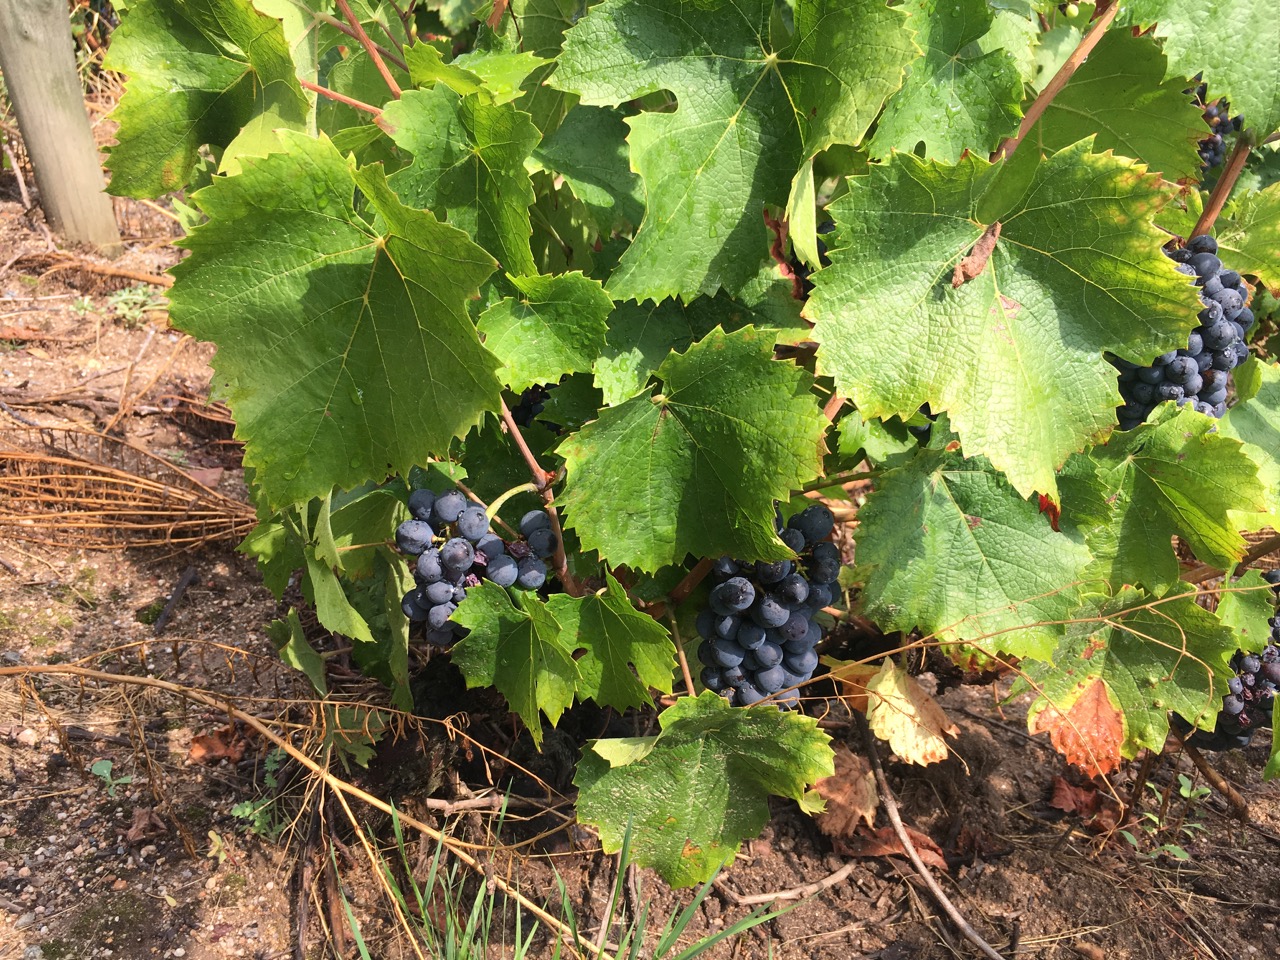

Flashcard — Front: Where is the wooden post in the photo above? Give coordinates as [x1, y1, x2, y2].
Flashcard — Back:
[0, 0, 121, 252]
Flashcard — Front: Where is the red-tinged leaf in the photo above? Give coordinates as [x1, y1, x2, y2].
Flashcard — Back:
[1029, 678, 1125, 776]
[1038, 494, 1061, 532]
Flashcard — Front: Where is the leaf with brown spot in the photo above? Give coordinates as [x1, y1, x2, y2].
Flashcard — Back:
[865, 659, 958, 766]
[1028, 678, 1124, 776]
[951, 221, 1001, 288]
[813, 744, 878, 838]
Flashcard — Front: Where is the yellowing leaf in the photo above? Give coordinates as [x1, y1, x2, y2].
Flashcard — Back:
[822, 657, 880, 714]
[865, 659, 957, 765]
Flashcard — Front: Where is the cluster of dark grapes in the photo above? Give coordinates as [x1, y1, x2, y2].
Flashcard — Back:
[1194, 83, 1243, 173]
[395, 489, 556, 646]
[696, 504, 842, 709]
[511, 384, 552, 428]
[1111, 235, 1253, 430]
[1173, 570, 1280, 751]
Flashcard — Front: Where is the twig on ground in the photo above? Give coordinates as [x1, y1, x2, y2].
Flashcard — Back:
[102, 325, 155, 434]
[153, 564, 199, 636]
[853, 711, 1009, 960]
[2, 141, 33, 209]
[37, 256, 173, 288]
[992, 1, 1119, 161]
[715, 861, 857, 907]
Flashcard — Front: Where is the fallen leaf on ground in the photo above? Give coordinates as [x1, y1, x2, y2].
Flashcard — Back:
[1047, 775, 1124, 833]
[125, 806, 167, 843]
[866, 659, 958, 765]
[838, 824, 948, 871]
[813, 744, 878, 837]
[188, 724, 247, 764]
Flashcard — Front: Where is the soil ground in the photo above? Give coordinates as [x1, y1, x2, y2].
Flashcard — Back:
[2, 184, 1280, 960]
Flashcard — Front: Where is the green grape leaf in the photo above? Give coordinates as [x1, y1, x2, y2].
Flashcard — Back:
[594, 281, 808, 407]
[836, 410, 919, 467]
[806, 141, 1200, 500]
[1268, 704, 1280, 781]
[1023, 587, 1236, 772]
[545, 575, 676, 710]
[553, 0, 915, 302]
[453, 50, 553, 104]
[1220, 359, 1280, 529]
[452, 583, 578, 745]
[868, 0, 1023, 163]
[405, 43, 489, 96]
[304, 546, 376, 645]
[477, 272, 613, 392]
[1031, 29, 1205, 182]
[853, 448, 1093, 661]
[558, 327, 828, 572]
[170, 133, 501, 507]
[575, 691, 834, 886]
[1215, 184, 1280, 288]
[532, 105, 645, 231]
[104, 0, 309, 197]
[1082, 405, 1267, 591]
[384, 86, 541, 276]
[1215, 569, 1274, 654]
[977, 1, 1040, 85]
[267, 608, 328, 696]
[1123, 0, 1280, 138]
[458, 416, 557, 520]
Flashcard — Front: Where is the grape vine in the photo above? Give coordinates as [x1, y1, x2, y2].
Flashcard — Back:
[102, 0, 1280, 886]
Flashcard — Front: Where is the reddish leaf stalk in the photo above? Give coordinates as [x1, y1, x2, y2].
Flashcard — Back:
[498, 398, 579, 595]
[309, 10, 409, 72]
[298, 77, 381, 116]
[822, 393, 846, 422]
[334, 0, 402, 98]
[667, 611, 696, 698]
[1192, 136, 1253, 238]
[993, 1, 1119, 161]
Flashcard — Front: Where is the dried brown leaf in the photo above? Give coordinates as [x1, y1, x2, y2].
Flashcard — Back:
[813, 744, 878, 837]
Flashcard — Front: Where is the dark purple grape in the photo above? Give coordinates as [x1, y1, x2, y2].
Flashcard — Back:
[527, 527, 558, 559]
[516, 556, 547, 589]
[408, 488, 437, 521]
[401, 589, 431, 621]
[396, 519, 435, 555]
[432, 489, 467, 525]
[519, 509, 550, 537]
[456, 504, 490, 542]
[485, 554, 519, 587]
[440, 538, 475, 572]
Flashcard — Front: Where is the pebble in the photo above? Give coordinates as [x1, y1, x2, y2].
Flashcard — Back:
[173, 948, 186, 957]
[15, 911, 35, 929]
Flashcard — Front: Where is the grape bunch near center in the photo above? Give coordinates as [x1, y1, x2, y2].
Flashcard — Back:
[396, 489, 556, 646]
[696, 504, 841, 708]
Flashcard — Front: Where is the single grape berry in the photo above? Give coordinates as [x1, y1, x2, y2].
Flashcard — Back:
[527, 527, 558, 559]
[396, 519, 435, 556]
[456, 505, 490, 543]
[519, 509, 551, 538]
[432, 489, 467, 525]
[440, 538, 476, 572]
[408, 488, 437, 521]
[516, 556, 547, 590]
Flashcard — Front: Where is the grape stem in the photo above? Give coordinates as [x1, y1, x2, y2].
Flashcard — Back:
[334, 0, 402, 97]
[451, 479, 519, 539]
[498, 398, 580, 595]
[667, 610, 696, 697]
[1191, 136, 1253, 238]
[1182, 532, 1280, 584]
[307, 10, 408, 72]
[485, 482, 539, 525]
[853, 711, 1012, 960]
[298, 78, 381, 117]
[992, 0, 1119, 162]
[801, 469, 878, 493]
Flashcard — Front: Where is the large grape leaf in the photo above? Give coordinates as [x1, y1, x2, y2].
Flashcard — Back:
[169, 133, 502, 507]
[557, 327, 828, 572]
[477, 272, 613, 392]
[1030, 29, 1204, 182]
[384, 86, 541, 276]
[1023, 588, 1236, 774]
[1074, 405, 1267, 592]
[867, 0, 1023, 163]
[1215, 569, 1274, 654]
[104, 0, 310, 197]
[853, 447, 1093, 661]
[553, 0, 916, 302]
[532, 105, 645, 232]
[1214, 185, 1280, 288]
[545, 575, 676, 711]
[1220, 359, 1280, 530]
[452, 583, 578, 746]
[1123, 0, 1280, 138]
[575, 691, 834, 886]
[805, 141, 1201, 499]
